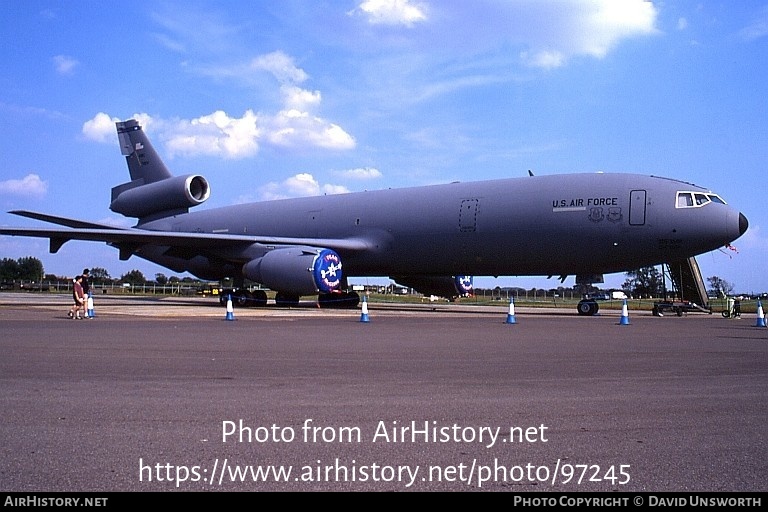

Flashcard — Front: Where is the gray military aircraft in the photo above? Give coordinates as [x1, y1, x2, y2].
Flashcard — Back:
[0, 119, 748, 313]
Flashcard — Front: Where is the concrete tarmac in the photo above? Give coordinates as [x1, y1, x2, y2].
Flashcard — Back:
[1, 294, 766, 492]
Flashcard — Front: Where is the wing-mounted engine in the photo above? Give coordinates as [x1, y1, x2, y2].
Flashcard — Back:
[242, 246, 343, 298]
[392, 275, 473, 299]
[110, 174, 210, 219]
[455, 275, 474, 296]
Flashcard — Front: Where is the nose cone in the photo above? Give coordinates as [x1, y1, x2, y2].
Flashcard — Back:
[739, 212, 749, 237]
[723, 210, 748, 247]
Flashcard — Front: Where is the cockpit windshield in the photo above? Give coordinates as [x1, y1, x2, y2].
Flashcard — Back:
[676, 191, 727, 208]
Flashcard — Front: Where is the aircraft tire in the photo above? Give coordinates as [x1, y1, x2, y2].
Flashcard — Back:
[220, 290, 239, 306]
[318, 292, 360, 309]
[577, 299, 599, 316]
[251, 290, 268, 307]
[275, 293, 300, 307]
[232, 289, 252, 307]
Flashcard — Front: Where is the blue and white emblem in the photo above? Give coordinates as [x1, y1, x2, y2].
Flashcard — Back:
[312, 249, 343, 293]
[455, 275, 474, 294]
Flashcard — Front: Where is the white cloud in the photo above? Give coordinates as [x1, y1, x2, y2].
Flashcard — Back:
[255, 183, 285, 201]
[285, 173, 322, 196]
[281, 85, 322, 110]
[348, 0, 661, 106]
[165, 110, 260, 159]
[384, 1, 659, 69]
[86, 48, 355, 158]
[265, 110, 355, 150]
[259, 173, 350, 200]
[152, 33, 186, 53]
[335, 167, 383, 180]
[579, 0, 658, 57]
[52, 55, 79, 75]
[515, 0, 658, 67]
[84, 108, 354, 157]
[0, 174, 48, 198]
[250, 51, 309, 84]
[82, 112, 121, 143]
[322, 184, 351, 195]
[149, 6, 241, 55]
[520, 50, 565, 70]
[0, 102, 65, 120]
[739, 6, 768, 41]
[677, 17, 688, 31]
[351, 0, 427, 27]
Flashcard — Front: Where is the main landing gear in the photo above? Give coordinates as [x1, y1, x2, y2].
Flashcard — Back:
[220, 289, 360, 309]
[220, 288, 268, 307]
[577, 299, 599, 316]
[318, 291, 360, 309]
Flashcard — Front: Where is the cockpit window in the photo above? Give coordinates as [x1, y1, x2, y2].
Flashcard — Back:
[708, 194, 726, 204]
[677, 192, 693, 207]
[676, 191, 728, 208]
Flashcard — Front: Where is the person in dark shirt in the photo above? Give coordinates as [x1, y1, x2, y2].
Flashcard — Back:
[81, 268, 91, 296]
[80, 268, 94, 318]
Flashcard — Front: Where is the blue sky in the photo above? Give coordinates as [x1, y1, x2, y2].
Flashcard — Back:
[1, 0, 766, 294]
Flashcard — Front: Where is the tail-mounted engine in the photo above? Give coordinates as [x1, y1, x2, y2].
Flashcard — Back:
[242, 247, 343, 297]
[110, 174, 210, 219]
[111, 119, 210, 220]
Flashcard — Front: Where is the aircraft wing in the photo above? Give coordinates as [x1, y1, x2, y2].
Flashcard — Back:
[0, 225, 371, 253]
[9, 210, 126, 230]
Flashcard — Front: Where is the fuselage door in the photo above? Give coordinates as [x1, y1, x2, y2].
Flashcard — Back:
[459, 199, 479, 232]
[629, 190, 646, 226]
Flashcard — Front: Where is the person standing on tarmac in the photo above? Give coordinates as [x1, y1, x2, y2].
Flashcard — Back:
[81, 268, 92, 318]
[69, 275, 86, 319]
[81, 268, 90, 296]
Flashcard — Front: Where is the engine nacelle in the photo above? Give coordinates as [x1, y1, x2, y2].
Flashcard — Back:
[110, 174, 210, 218]
[392, 275, 474, 299]
[242, 247, 343, 297]
[455, 275, 474, 295]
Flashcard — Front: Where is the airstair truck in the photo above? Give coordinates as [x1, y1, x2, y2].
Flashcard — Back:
[652, 258, 711, 316]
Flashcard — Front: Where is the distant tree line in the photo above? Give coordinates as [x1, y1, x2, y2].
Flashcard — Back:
[0, 257, 202, 286]
[622, 266, 664, 297]
[0, 257, 739, 297]
[0, 257, 45, 282]
[622, 265, 735, 298]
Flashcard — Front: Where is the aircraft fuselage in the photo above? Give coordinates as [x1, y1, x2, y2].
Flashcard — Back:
[138, 172, 744, 281]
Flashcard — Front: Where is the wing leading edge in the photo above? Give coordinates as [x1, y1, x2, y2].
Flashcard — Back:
[0, 219, 370, 255]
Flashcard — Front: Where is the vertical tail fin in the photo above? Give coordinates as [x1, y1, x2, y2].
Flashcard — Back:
[116, 119, 173, 184]
[111, 120, 209, 221]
